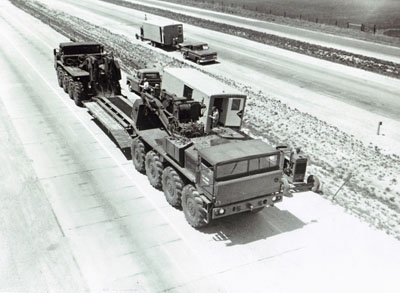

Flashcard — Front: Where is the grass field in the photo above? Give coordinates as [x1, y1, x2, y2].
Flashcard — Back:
[168, 0, 400, 28]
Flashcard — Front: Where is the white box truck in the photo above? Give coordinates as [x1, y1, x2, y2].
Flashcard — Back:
[137, 19, 183, 47]
[161, 68, 246, 133]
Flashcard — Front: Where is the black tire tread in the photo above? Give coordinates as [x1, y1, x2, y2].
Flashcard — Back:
[57, 67, 64, 87]
[73, 81, 85, 107]
[68, 77, 74, 99]
[182, 185, 207, 228]
[162, 167, 184, 207]
[131, 138, 146, 173]
[63, 72, 69, 93]
[145, 151, 163, 189]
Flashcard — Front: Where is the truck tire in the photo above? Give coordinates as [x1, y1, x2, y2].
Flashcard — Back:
[57, 67, 64, 87]
[68, 77, 74, 99]
[145, 151, 163, 189]
[73, 81, 85, 107]
[196, 58, 201, 64]
[131, 138, 145, 173]
[162, 167, 184, 208]
[182, 53, 187, 59]
[63, 73, 69, 93]
[182, 185, 207, 228]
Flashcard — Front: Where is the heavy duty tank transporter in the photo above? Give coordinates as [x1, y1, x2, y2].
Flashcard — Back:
[54, 41, 320, 228]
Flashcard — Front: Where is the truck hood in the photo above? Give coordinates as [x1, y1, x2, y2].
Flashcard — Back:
[198, 139, 277, 165]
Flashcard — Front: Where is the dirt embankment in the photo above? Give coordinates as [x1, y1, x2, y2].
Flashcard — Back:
[98, 0, 400, 80]
[10, 0, 400, 240]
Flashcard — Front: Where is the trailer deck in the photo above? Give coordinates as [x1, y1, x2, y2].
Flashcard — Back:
[84, 97, 133, 157]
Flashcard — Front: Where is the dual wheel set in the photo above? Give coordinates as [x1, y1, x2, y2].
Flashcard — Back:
[131, 137, 208, 228]
[56, 67, 85, 106]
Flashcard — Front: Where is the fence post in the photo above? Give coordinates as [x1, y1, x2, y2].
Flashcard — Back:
[335, 20, 338, 26]
[347, 22, 349, 28]
[373, 24, 376, 34]
[377, 121, 382, 135]
[316, 17, 318, 23]
[284, 11, 286, 17]
[361, 24, 365, 32]
[300, 14, 302, 20]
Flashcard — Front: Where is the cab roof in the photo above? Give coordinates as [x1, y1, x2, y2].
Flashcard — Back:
[199, 139, 278, 165]
[59, 42, 102, 48]
[138, 68, 161, 74]
[180, 41, 207, 47]
[144, 19, 182, 27]
[163, 68, 243, 97]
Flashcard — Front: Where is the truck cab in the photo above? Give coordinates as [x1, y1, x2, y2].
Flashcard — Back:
[196, 139, 283, 218]
[179, 41, 218, 64]
[127, 69, 161, 96]
[54, 42, 104, 68]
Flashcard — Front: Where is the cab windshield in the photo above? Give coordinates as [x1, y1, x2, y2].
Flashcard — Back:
[193, 44, 209, 51]
[143, 72, 160, 79]
[216, 154, 279, 180]
[62, 45, 102, 55]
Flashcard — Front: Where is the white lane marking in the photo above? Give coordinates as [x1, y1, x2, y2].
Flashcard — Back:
[0, 23, 220, 285]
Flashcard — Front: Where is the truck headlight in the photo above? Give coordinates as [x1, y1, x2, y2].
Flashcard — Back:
[214, 208, 225, 215]
[272, 196, 281, 202]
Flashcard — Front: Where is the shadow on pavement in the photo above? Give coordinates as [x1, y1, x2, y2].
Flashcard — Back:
[199, 206, 306, 246]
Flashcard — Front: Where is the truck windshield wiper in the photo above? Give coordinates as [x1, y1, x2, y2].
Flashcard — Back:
[230, 162, 238, 174]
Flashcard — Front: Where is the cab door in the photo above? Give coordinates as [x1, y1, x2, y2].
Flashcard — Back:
[199, 162, 214, 196]
[224, 97, 244, 127]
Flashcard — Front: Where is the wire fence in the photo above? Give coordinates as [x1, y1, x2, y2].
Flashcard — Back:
[202, 0, 379, 34]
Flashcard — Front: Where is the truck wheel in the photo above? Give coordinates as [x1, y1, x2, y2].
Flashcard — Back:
[182, 53, 187, 59]
[63, 73, 69, 93]
[73, 81, 85, 107]
[162, 167, 184, 208]
[68, 77, 74, 99]
[182, 185, 207, 228]
[131, 138, 145, 173]
[145, 151, 163, 189]
[196, 58, 201, 64]
[307, 175, 321, 192]
[57, 67, 64, 87]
